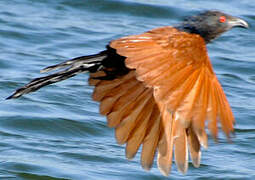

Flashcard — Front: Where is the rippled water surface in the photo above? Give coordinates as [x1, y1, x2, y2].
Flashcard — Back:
[1, 0, 255, 179]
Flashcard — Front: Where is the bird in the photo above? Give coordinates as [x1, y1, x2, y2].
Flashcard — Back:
[7, 10, 249, 176]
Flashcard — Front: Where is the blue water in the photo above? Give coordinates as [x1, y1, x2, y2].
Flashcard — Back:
[1, 0, 255, 179]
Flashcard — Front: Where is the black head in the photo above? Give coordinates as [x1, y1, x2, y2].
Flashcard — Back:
[178, 11, 249, 43]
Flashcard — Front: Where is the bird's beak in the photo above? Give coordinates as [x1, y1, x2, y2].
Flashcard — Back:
[228, 17, 249, 29]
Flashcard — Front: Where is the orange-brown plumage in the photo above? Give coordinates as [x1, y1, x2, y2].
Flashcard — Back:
[8, 11, 249, 176]
[90, 26, 235, 175]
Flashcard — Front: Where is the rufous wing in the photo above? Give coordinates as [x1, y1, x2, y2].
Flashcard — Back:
[90, 71, 164, 171]
[110, 26, 235, 175]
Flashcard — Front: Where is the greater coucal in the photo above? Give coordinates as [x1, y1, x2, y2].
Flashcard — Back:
[7, 11, 249, 176]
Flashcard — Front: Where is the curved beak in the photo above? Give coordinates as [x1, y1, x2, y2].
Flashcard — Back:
[228, 17, 249, 29]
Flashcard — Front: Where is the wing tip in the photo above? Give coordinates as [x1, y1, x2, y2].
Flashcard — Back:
[157, 155, 172, 176]
[141, 162, 153, 171]
[125, 150, 136, 160]
[176, 162, 188, 175]
[191, 151, 201, 168]
[158, 165, 171, 177]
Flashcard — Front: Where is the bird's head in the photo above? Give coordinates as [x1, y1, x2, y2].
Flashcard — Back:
[179, 10, 249, 43]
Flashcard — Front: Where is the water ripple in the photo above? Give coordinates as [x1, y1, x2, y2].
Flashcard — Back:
[1, 0, 255, 179]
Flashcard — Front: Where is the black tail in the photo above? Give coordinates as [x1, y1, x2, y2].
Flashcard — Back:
[6, 53, 107, 99]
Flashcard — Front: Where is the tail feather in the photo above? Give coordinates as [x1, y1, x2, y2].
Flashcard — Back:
[6, 53, 106, 99]
[41, 54, 106, 73]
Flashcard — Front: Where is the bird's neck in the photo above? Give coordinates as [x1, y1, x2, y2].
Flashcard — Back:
[175, 24, 216, 44]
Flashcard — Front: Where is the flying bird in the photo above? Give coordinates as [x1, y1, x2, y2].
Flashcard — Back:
[7, 11, 249, 176]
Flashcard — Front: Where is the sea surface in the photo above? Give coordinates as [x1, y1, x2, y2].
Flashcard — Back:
[1, 0, 255, 179]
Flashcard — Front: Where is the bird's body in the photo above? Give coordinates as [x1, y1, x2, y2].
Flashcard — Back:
[8, 11, 248, 176]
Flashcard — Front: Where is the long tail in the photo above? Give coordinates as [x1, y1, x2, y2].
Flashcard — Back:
[6, 52, 107, 99]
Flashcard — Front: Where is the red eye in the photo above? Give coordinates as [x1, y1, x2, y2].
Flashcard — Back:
[219, 16, 226, 23]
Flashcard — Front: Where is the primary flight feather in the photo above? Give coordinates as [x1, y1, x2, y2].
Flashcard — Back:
[7, 10, 248, 176]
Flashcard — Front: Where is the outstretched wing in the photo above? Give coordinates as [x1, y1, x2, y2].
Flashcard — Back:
[90, 70, 162, 171]
[107, 26, 234, 175]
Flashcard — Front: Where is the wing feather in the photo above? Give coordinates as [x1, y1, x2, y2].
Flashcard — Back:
[174, 120, 188, 174]
[141, 105, 161, 170]
[88, 26, 236, 176]
[157, 103, 175, 176]
[207, 77, 218, 139]
[125, 96, 154, 159]
[187, 128, 201, 167]
[115, 88, 152, 144]
[100, 76, 138, 115]
[214, 79, 234, 137]
[92, 71, 135, 101]
[107, 81, 145, 127]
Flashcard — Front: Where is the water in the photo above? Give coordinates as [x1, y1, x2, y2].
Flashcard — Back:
[1, 0, 255, 179]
